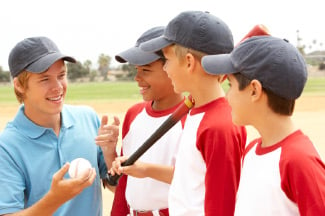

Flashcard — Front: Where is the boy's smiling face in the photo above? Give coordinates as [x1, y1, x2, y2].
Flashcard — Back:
[162, 45, 187, 94]
[134, 60, 175, 102]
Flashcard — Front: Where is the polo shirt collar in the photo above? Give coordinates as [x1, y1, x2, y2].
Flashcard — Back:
[13, 105, 75, 139]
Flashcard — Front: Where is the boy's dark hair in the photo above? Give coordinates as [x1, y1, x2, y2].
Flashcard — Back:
[155, 50, 166, 64]
[233, 73, 295, 116]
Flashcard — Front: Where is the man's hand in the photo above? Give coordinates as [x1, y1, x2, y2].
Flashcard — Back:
[96, 115, 120, 175]
[48, 163, 96, 202]
[95, 115, 120, 153]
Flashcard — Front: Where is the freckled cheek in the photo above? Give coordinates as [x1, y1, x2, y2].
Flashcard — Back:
[62, 81, 68, 95]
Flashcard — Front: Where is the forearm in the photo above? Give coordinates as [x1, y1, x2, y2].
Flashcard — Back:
[144, 164, 174, 184]
[3, 191, 63, 216]
[101, 148, 118, 192]
[102, 148, 118, 170]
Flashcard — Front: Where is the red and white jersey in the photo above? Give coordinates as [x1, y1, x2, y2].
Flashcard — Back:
[235, 130, 325, 216]
[168, 98, 247, 216]
[111, 100, 186, 213]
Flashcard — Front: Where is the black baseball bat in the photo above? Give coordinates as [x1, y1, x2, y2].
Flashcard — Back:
[104, 95, 194, 186]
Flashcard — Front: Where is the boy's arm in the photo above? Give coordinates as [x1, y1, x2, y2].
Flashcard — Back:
[110, 156, 174, 184]
[127, 162, 174, 184]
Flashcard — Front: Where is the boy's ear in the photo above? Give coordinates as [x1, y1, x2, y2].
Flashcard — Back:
[13, 77, 25, 94]
[250, 79, 263, 100]
[185, 53, 196, 72]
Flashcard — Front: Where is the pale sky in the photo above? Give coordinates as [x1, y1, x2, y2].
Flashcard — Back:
[1, 0, 324, 71]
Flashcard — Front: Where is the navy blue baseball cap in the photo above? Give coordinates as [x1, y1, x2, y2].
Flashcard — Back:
[202, 36, 308, 99]
[115, 26, 165, 65]
[8, 36, 76, 77]
[140, 11, 234, 55]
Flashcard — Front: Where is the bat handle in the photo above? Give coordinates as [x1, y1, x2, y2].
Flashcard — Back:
[103, 95, 194, 187]
[104, 158, 132, 186]
[104, 172, 121, 186]
[104, 160, 128, 186]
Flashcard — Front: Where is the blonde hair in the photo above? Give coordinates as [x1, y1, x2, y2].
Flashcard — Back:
[173, 44, 224, 81]
[173, 44, 205, 62]
[14, 71, 30, 104]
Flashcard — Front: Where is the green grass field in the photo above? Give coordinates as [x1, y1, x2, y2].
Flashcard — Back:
[0, 77, 324, 104]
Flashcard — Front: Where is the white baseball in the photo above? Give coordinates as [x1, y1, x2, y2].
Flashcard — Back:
[68, 158, 92, 179]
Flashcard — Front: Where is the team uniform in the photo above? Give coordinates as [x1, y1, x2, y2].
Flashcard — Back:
[168, 98, 247, 216]
[111, 100, 186, 216]
[235, 130, 325, 216]
[0, 105, 107, 216]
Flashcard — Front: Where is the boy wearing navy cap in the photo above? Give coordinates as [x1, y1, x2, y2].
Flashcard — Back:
[110, 26, 184, 216]
[140, 11, 247, 216]
[202, 36, 325, 215]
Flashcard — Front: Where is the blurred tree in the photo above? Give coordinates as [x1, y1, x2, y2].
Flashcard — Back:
[89, 70, 98, 82]
[83, 59, 94, 80]
[83, 59, 92, 73]
[296, 29, 305, 55]
[121, 63, 137, 80]
[319, 62, 325, 70]
[0, 66, 10, 82]
[97, 54, 111, 81]
[67, 61, 89, 81]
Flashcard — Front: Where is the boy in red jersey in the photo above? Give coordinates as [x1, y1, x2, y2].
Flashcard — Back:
[202, 36, 325, 215]
[110, 26, 184, 216]
[140, 11, 247, 215]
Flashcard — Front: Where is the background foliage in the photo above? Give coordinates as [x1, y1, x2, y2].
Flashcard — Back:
[1, 78, 324, 105]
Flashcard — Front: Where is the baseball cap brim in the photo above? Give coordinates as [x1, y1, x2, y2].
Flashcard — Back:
[115, 46, 161, 65]
[26, 52, 76, 73]
[202, 54, 236, 75]
[140, 36, 173, 52]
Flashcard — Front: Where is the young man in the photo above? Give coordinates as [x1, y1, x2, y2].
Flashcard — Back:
[110, 26, 185, 216]
[202, 36, 325, 215]
[140, 11, 247, 215]
[0, 36, 119, 215]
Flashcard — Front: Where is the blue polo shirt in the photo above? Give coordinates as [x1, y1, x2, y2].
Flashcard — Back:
[0, 105, 108, 215]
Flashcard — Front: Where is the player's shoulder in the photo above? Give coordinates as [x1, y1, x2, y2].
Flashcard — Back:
[200, 98, 233, 126]
[279, 130, 322, 167]
[126, 101, 147, 114]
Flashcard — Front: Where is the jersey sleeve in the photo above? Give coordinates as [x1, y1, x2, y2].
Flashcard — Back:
[280, 137, 325, 215]
[197, 122, 246, 215]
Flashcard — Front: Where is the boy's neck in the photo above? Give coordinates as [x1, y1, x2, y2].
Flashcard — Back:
[256, 115, 297, 148]
[24, 108, 62, 136]
[191, 82, 225, 108]
[151, 94, 184, 111]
